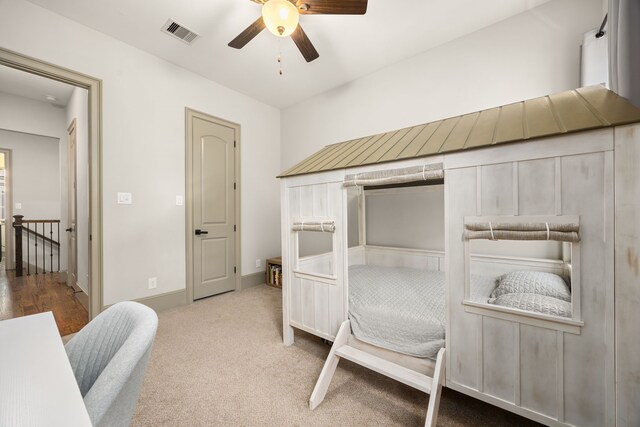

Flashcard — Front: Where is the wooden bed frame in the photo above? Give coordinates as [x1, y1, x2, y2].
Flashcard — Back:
[280, 123, 626, 426]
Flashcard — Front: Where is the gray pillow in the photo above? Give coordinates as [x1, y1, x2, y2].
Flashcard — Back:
[489, 293, 571, 318]
[490, 270, 571, 302]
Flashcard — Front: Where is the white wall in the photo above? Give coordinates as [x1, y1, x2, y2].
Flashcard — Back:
[65, 87, 90, 293]
[0, 130, 60, 218]
[0, 0, 282, 305]
[281, 0, 604, 170]
[0, 91, 66, 140]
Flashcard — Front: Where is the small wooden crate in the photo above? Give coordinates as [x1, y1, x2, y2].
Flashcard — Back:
[265, 257, 282, 288]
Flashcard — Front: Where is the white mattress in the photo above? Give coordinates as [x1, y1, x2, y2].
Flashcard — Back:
[348, 264, 495, 360]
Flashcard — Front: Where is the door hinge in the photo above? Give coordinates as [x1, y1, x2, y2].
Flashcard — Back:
[234, 182, 236, 190]
[89, 234, 92, 241]
[234, 225, 236, 232]
[234, 266, 237, 274]
[234, 140, 236, 148]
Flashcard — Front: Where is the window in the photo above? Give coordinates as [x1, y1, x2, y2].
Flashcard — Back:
[293, 220, 336, 278]
[462, 215, 582, 331]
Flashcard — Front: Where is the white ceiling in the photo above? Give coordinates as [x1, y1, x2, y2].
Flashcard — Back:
[26, 0, 551, 108]
[0, 64, 75, 107]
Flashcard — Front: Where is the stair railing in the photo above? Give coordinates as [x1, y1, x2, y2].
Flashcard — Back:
[13, 215, 61, 277]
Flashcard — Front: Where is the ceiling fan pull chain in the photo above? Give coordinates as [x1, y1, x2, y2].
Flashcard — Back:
[278, 39, 284, 76]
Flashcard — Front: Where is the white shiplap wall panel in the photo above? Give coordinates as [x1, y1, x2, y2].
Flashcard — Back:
[301, 278, 315, 328]
[519, 325, 558, 418]
[480, 163, 514, 215]
[289, 186, 301, 218]
[288, 187, 302, 325]
[614, 124, 640, 427]
[518, 158, 556, 215]
[446, 166, 479, 388]
[561, 152, 612, 427]
[312, 183, 327, 217]
[328, 181, 347, 335]
[300, 185, 314, 217]
[482, 317, 515, 402]
[313, 282, 330, 335]
[290, 275, 302, 325]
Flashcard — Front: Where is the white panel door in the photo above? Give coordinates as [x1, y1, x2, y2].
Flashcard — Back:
[67, 119, 78, 289]
[192, 116, 236, 300]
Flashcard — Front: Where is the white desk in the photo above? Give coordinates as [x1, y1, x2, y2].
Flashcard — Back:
[0, 312, 92, 426]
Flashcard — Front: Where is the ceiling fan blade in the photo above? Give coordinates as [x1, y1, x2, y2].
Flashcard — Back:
[291, 25, 319, 62]
[228, 17, 266, 49]
[296, 0, 367, 15]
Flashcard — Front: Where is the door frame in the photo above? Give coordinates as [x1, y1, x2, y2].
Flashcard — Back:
[0, 149, 14, 269]
[0, 47, 103, 319]
[185, 108, 241, 303]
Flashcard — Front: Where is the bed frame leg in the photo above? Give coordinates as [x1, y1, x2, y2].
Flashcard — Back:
[425, 347, 446, 427]
[309, 320, 351, 410]
[283, 325, 295, 346]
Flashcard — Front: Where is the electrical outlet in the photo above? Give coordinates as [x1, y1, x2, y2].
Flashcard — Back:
[148, 277, 157, 290]
[255, 259, 261, 268]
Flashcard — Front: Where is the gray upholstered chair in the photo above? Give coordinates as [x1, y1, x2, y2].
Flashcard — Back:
[65, 301, 158, 427]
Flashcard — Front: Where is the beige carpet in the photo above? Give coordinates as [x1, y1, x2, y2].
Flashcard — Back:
[132, 285, 541, 426]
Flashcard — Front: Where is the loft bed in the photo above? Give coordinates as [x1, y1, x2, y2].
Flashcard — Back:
[278, 86, 640, 427]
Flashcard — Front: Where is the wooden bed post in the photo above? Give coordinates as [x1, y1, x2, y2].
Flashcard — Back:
[357, 188, 366, 246]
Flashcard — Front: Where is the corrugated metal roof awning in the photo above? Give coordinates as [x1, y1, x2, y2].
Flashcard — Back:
[278, 86, 640, 178]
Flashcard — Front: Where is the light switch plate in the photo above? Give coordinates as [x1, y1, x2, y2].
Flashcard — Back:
[117, 192, 132, 205]
[15, 202, 22, 210]
[176, 195, 184, 206]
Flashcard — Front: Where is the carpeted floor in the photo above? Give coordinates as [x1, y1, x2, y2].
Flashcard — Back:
[132, 285, 541, 426]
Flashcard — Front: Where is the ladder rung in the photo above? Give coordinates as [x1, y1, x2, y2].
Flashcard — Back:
[335, 345, 434, 394]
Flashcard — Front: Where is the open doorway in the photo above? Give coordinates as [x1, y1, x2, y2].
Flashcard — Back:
[0, 63, 90, 335]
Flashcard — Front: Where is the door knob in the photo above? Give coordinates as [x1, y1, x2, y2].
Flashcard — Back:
[65, 227, 74, 232]
[195, 229, 208, 235]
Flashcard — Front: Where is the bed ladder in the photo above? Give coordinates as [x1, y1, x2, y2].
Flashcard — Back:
[309, 320, 446, 427]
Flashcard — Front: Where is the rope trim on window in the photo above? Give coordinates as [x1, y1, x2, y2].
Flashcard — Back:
[463, 222, 580, 243]
[292, 220, 336, 233]
[343, 163, 444, 187]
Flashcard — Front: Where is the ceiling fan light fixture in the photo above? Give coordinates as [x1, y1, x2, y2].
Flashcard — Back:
[262, 0, 299, 37]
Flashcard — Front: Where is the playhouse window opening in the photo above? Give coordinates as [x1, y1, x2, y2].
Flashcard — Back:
[296, 229, 335, 277]
[464, 216, 580, 323]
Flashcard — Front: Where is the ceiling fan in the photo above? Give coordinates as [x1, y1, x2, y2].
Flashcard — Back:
[228, 0, 368, 63]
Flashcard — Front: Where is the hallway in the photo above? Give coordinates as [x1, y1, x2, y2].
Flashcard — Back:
[0, 262, 87, 335]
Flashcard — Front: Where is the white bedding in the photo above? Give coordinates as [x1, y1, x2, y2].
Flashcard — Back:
[348, 265, 495, 360]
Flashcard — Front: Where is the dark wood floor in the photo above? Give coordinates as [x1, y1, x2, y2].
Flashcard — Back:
[0, 265, 88, 336]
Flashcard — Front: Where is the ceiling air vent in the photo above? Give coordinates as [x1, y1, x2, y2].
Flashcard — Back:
[161, 19, 200, 45]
